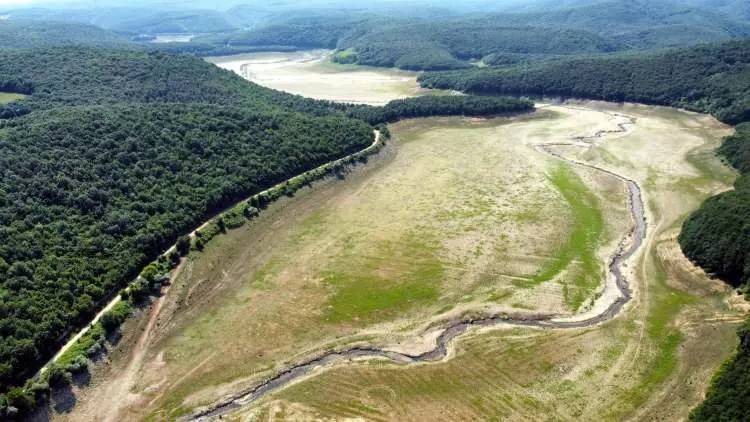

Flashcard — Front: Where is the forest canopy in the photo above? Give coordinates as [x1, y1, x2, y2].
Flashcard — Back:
[418, 40, 750, 125]
[679, 123, 750, 290]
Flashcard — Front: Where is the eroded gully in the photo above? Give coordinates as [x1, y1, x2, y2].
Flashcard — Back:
[190, 106, 646, 420]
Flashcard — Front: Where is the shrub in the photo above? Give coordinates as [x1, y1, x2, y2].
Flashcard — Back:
[100, 300, 133, 333]
[176, 235, 191, 256]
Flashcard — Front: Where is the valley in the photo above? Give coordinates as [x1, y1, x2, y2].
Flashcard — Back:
[53, 52, 744, 421]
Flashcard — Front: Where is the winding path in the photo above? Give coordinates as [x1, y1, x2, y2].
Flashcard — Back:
[190, 107, 647, 421]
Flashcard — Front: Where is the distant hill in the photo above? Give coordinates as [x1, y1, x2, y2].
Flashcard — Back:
[0, 20, 130, 49]
[679, 0, 750, 23]
[179, 0, 750, 70]
[339, 23, 620, 70]
[2, 7, 236, 35]
[476, 0, 750, 48]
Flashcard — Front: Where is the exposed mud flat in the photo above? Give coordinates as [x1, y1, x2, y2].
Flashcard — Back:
[206, 50, 435, 105]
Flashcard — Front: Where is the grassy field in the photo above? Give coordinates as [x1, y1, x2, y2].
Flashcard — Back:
[533, 164, 604, 310]
[0, 92, 25, 104]
[220, 103, 746, 421]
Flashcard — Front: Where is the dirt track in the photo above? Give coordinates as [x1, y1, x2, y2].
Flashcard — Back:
[189, 107, 648, 421]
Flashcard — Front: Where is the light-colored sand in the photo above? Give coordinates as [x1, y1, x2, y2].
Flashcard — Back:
[150, 34, 194, 43]
[206, 50, 432, 105]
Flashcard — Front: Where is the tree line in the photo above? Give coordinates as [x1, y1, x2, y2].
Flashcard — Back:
[418, 40, 750, 125]
[680, 123, 750, 421]
[346, 95, 533, 125]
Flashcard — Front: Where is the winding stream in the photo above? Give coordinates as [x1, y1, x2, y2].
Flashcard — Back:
[191, 108, 647, 421]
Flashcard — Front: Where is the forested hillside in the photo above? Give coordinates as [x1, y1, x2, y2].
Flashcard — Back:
[177, 0, 750, 71]
[2, 7, 236, 35]
[419, 40, 750, 124]
[337, 24, 618, 70]
[0, 47, 361, 118]
[0, 47, 373, 401]
[0, 104, 372, 390]
[0, 20, 130, 49]
[679, 124, 750, 290]
[681, 124, 750, 420]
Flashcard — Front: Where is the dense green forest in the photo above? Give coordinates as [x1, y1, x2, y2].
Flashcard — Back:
[0, 46, 531, 417]
[338, 24, 618, 70]
[0, 20, 130, 49]
[419, 40, 750, 124]
[0, 103, 372, 389]
[347, 95, 533, 124]
[679, 123, 750, 290]
[0, 47, 362, 118]
[167, 0, 750, 70]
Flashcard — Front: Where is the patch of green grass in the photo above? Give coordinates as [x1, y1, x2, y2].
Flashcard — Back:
[0, 92, 25, 104]
[322, 234, 443, 323]
[612, 248, 695, 416]
[526, 164, 604, 310]
[57, 322, 106, 367]
[686, 146, 735, 186]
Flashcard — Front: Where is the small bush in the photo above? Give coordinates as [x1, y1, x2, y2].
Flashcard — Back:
[176, 235, 191, 256]
[65, 355, 89, 374]
[45, 364, 71, 388]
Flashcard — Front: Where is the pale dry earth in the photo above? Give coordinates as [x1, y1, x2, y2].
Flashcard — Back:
[206, 50, 437, 105]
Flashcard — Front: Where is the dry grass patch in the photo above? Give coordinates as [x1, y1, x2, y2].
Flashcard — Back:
[0, 92, 24, 104]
